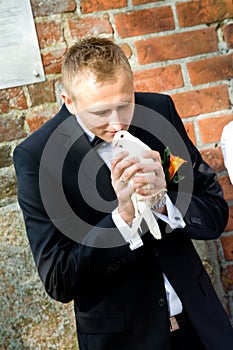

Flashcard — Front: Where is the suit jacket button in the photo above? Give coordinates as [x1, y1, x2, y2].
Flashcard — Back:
[158, 298, 166, 307]
[154, 249, 159, 257]
[190, 216, 201, 225]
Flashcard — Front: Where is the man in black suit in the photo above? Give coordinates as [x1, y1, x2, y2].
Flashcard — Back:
[14, 37, 233, 349]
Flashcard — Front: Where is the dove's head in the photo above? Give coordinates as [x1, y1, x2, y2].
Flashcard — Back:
[112, 130, 130, 149]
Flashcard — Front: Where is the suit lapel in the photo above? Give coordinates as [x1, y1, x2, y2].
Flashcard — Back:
[58, 114, 116, 203]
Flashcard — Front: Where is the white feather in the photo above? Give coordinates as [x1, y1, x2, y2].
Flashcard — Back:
[112, 130, 161, 240]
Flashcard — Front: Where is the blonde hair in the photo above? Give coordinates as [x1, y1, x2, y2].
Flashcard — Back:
[62, 37, 133, 100]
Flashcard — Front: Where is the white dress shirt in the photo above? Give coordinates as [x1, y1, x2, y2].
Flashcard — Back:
[76, 115, 184, 316]
[221, 121, 233, 184]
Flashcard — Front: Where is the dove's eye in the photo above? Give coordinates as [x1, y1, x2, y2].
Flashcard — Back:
[120, 134, 124, 138]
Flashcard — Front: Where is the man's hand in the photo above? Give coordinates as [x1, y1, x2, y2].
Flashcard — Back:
[111, 151, 142, 225]
[132, 150, 166, 201]
[111, 130, 167, 239]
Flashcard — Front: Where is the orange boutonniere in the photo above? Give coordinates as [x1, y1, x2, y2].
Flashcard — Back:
[162, 146, 187, 183]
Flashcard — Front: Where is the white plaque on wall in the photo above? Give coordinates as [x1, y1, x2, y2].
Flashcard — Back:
[0, 0, 45, 89]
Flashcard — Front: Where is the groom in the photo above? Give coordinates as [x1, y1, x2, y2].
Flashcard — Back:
[14, 37, 233, 350]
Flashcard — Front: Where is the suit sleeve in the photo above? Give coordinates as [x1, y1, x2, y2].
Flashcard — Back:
[165, 95, 228, 239]
[13, 146, 131, 303]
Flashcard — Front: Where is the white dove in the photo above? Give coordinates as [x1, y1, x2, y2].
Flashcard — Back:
[112, 130, 162, 240]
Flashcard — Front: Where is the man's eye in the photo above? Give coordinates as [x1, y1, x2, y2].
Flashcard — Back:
[118, 103, 129, 110]
[93, 110, 109, 116]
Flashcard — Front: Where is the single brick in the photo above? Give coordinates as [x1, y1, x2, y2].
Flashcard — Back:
[198, 114, 233, 144]
[171, 85, 230, 119]
[26, 105, 58, 133]
[0, 91, 8, 113]
[41, 47, 67, 75]
[133, 0, 160, 4]
[68, 16, 113, 39]
[133, 65, 183, 92]
[81, 0, 126, 14]
[114, 7, 174, 38]
[200, 147, 225, 173]
[219, 175, 233, 202]
[0, 115, 27, 142]
[36, 20, 63, 49]
[0, 166, 17, 201]
[28, 80, 55, 107]
[176, 0, 233, 28]
[225, 205, 233, 232]
[222, 264, 233, 291]
[183, 121, 196, 145]
[0, 88, 27, 114]
[0, 144, 12, 168]
[30, 0, 76, 17]
[221, 235, 233, 261]
[136, 28, 218, 64]
[223, 23, 233, 49]
[188, 54, 233, 85]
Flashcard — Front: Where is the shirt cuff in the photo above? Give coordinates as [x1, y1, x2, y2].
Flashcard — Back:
[153, 193, 186, 229]
[112, 208, 144, 250]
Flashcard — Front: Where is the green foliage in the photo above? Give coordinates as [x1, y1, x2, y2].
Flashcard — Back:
[161, 146, 171, 183]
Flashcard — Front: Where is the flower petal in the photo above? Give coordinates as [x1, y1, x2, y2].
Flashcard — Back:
[168, 155, 187, 181]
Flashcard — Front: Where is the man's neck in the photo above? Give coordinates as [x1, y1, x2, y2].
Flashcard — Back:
[75, 114, 95, 142]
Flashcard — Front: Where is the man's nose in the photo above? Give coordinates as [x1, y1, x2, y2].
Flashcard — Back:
[109, 110, 124, 130]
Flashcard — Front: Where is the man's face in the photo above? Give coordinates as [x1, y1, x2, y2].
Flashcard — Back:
[63, 68, 135, 142]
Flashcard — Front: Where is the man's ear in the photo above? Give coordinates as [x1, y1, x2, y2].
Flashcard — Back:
[61, 92, 77, 115]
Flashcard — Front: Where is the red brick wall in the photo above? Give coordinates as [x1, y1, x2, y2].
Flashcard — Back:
[1, 0, 233, 320]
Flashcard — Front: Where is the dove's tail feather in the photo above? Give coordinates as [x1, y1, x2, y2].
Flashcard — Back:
[141, 207, 162, 240]
[131, 194, 143, 233]
[131, 192, 161, 240]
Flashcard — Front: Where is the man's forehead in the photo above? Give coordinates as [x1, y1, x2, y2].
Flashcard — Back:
[87, 99, 133, 112]
[76, 66, 132, 85]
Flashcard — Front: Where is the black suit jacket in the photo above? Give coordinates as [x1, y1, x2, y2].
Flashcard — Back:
[14, 93, 233, 350]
